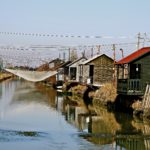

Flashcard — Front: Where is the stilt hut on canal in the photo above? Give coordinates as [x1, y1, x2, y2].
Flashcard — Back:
[116, 47, 150, 96]
[79, 54, 114, 86]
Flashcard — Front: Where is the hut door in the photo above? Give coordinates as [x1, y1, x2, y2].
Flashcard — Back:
[89, 65, 94, 83]
[70, 67, 76, 80]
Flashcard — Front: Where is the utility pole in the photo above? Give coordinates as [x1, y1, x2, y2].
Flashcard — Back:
[68, 48, 70, 61]
[91, 47, 93, 57]
[112, 44, 116, 86]
[59, 53, 61, 59]
[112, 44, 116, 63]
[82, 50, 85, 57]
[63, 52, 66, 61]
[143, 32, 147, 47]
[137, 32, 141, 49]
[96, 45, 101, 55]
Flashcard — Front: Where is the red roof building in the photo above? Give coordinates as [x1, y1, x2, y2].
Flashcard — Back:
[116, 47, 150, 96]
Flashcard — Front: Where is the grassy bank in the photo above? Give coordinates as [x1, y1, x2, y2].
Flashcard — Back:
[0, 72, 13, 82]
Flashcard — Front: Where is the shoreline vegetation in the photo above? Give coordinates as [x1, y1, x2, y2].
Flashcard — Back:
[62, 82, 117, 112]
[62, 82, 117, 105]
[62, 81, 150, 121]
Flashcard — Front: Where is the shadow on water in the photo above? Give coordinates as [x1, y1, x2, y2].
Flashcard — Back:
[0, 129, 47, 142]
[83, 85, 99, 105]
[63, 93, 150, 150]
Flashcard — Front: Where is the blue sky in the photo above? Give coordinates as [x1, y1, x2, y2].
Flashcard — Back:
[0, 0, 150, 46]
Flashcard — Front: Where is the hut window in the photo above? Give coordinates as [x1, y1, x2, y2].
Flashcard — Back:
[130, 64, 141, 79]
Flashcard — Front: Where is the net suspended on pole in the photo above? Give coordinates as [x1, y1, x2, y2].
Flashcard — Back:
[5, 69, 57, 82]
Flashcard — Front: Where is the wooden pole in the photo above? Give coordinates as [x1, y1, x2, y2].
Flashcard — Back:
[96, 45, 101, 55]
[112, 44, 116, 86]
[68, 48, 70, 61]
[63, 52, 66, 61]
[91, 47, 93, 57]
[113, 44, 116, 63]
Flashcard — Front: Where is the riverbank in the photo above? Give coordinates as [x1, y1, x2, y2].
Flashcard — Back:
[62, 82, 117, 112]
[62, 82, 144, 115]
[0, 72, 13, 82]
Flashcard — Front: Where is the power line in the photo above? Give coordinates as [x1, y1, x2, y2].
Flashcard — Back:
[0, 42, 138, 51]
[0, 31, 136, 39]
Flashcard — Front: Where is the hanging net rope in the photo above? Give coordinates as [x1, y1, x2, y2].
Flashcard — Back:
[5, 69, 57, 82]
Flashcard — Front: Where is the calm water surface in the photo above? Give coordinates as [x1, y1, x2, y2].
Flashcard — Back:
[0, 79, 150, 150]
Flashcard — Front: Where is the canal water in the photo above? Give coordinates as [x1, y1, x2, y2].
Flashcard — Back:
[0, 79, 150, 150]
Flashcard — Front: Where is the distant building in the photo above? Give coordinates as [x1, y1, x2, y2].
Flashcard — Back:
[37, 58, 64, 71]
[116, 47, 150, 96]
[68, 57, 87, 82]
[48, 58, 64, 69]
[80, 54, 114, 86]
[56, 61, 72, 82]
[36, 58, 64, 84]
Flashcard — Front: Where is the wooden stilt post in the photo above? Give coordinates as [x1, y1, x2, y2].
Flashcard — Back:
[142, 84, 150, 114]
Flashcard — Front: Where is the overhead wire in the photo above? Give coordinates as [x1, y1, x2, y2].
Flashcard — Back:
[0, 32, 150, 67]
[0, 31, 136, 39]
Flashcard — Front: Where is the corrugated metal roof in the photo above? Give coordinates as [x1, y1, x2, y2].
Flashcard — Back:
[116, 47, 150, 64]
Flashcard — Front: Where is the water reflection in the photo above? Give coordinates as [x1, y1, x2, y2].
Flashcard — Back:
[64, 95, 150, 150]
[0, 79, 106, 150]
[0, 79, 150, 150]
[0, 79, 17, 120]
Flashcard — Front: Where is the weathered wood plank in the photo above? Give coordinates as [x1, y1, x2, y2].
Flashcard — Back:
[142, 85, 150, 109]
